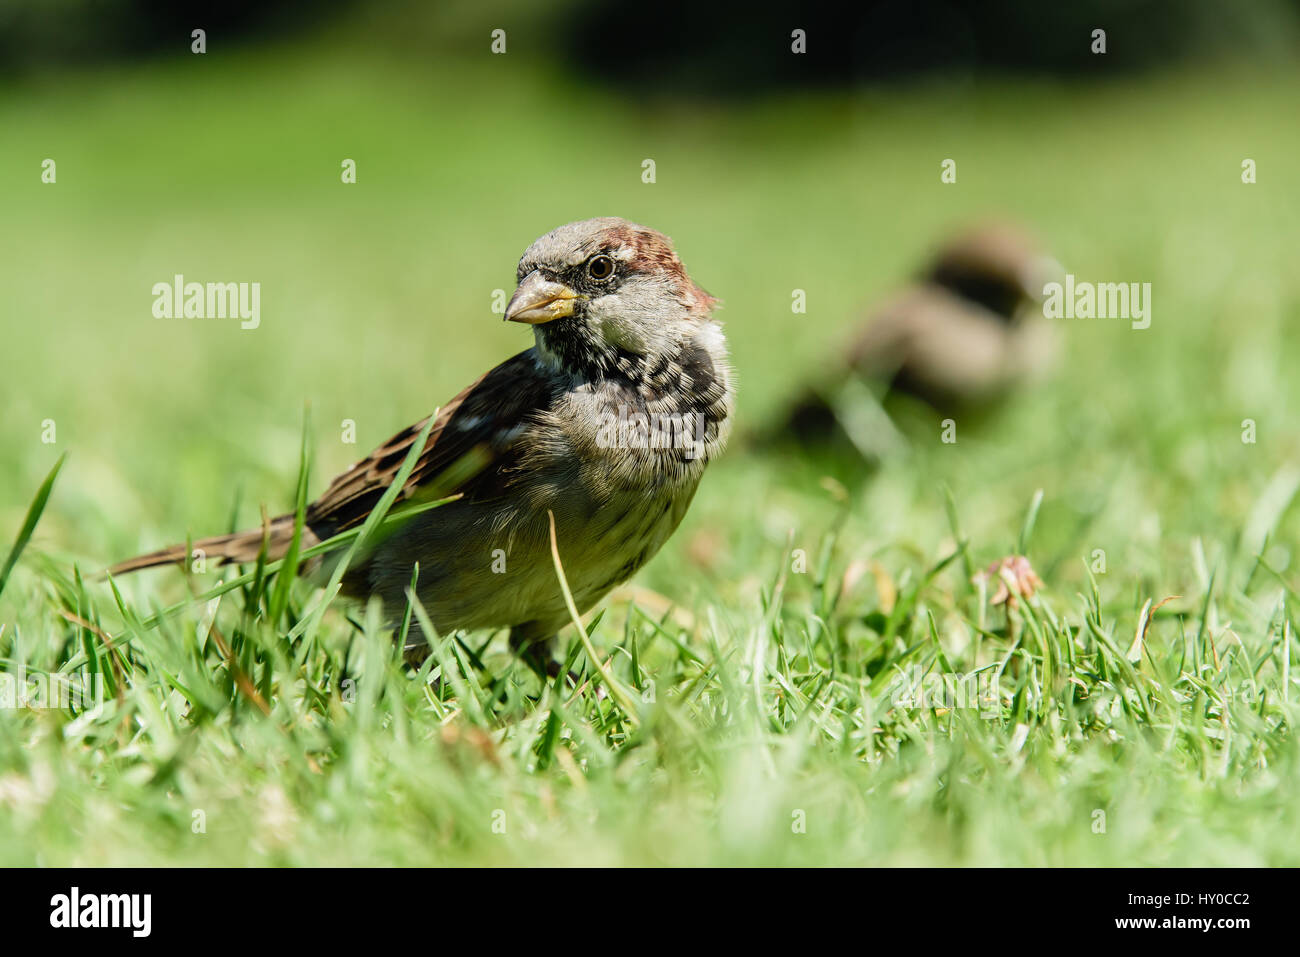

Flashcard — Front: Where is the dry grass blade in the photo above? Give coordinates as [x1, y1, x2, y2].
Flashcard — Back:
[547, 510, 640, 723]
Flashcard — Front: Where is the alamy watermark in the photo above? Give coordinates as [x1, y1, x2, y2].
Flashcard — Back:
[1, 667, 105, 711]
[885, 666, 1001, 718]
[594, 405, 708, 460]
[1042, 274, 1151, 330]
[49, 887, 151, 937]
[152, 274, 260, 329]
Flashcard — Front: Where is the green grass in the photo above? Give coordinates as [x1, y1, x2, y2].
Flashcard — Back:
[2, 19, 1299, 865]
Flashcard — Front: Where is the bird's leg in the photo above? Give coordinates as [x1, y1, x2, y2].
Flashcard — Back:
[398, 616, 433, 669]
[509, 624, 561, 680]
[402, 641, 432, 669]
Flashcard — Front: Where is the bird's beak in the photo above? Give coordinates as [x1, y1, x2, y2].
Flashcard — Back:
[505, 272, 580, 324]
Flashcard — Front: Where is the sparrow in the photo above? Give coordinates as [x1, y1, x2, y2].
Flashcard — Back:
[781, 222, 1060, 449]
[110, 217, 733, 673]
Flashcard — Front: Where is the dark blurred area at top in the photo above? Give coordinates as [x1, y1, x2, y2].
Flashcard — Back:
[2, 0, 1298, 90]
[572, 0, 1300, 93]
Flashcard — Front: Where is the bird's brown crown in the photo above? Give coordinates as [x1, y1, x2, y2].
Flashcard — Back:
[518, 217, 717, 318]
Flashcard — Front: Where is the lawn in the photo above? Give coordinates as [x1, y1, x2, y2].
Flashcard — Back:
[1, 21, 1298, 865]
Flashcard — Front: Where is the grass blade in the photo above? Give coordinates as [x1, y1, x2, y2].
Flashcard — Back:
[269, 406, 313, 625]
[0, 454, 66, 600]
[547, 510, 640, 723]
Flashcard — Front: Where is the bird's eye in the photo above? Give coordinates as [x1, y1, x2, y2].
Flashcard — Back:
[586, 255, 615, 282]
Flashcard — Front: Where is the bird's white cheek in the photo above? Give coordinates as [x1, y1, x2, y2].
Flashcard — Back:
[594, 311, 650, 354]
[693, 320, 728, 359]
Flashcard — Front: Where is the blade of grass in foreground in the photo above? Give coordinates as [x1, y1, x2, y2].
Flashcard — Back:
[269, 406, 313, 626]
[547, 509, 641, 723]
[298, 410, 439, 646]
[75, 494, 460, 672]
[0, 453, 66, 600]
[1017, 488, 1045, 556]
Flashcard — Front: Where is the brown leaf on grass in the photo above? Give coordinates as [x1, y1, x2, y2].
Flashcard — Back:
[974, 555, 1043, 609]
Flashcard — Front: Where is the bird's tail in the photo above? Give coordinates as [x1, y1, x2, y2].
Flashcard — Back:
[105, 515, 319, 577]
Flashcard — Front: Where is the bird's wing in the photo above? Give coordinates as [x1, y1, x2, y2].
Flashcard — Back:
[305, 349, 555, 534]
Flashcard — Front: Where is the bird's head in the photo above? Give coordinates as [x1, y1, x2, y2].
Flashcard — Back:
[925, 222, 1062, 322]
[506, 217, 718, 376]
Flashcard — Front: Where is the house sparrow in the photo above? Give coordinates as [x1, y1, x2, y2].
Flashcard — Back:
[781, 222, 1060, 449]
[110, 217, 733, 673]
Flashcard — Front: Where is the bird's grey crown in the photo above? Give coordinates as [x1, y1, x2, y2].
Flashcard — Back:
[516, 217, 675, 280]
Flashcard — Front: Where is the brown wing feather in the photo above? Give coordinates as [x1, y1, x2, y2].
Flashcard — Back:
[108, 349, 555, 575]
[305, 350, 553, 536]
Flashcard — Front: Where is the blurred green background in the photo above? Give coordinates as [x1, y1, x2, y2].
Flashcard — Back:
[2, 0, 1300, 866]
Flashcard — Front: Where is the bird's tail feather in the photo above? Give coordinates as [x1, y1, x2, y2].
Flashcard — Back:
[105, 515, 318, 577]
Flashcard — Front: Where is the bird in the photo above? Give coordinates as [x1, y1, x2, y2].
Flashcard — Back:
[109, 217, 733, 674]
[780, 222, 1060, 453]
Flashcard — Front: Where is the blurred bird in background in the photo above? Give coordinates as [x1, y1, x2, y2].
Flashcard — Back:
[775, 221, 1062, 461]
